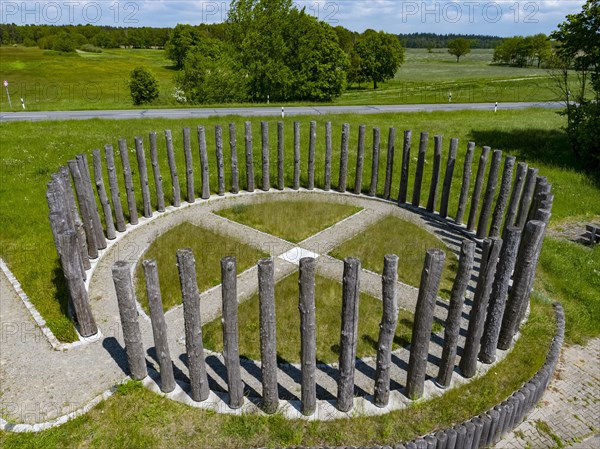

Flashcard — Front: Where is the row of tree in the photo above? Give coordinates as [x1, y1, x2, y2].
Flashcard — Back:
[492, 34, 553, 68]
[398, 32, 503, 49]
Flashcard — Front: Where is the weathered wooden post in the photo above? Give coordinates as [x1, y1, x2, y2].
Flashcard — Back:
[148, 132, 166, 213]
[515, 167, 539, 230]
[104, 145, 127, 232]
[182, 128, 195, 203]
[479, 226, 522, 363]
[278, 121, 285, 190]
[338, 123, 350, 192]
[476, 149, 503, 238]
[502, 162, 527, 236]
[92, 149, 116, 240]
[398, 130, 412, 204]
[293, 121, 301, 190]
[176, 249, 209, 402]
[455, 141, 475, 225]
[261, 121, 270, 191]
[198, 126, 210, 200]
[459, 237, 503, 378]
[353, 124, 366, 195]
[374, 254, 399, 408]
[258, 258, 278, 413]
[426, 135, 443, 213]
[436, 240, 476, 388]
[143, 259, 176, 393]
[308, 121, 316, 190]
[411, 132, 428, 207]
[489, 156, 516, 238]
[383, 127, 396, 200]
[164, 130, 181, 207]
[368, 127, 381, 197]
[112, 260, 147, 380]
[59, 166, 90, 269]
[134, 137, 153, 218]
[118, 139, 139, 223]
[324, 121, 332, 191]
[76, 154, 107, 248]
[466, 146, 490, 232]
[299, 257, 317, 416]
[528, 176, 550, 221]
[439, 138, 458, 219]
[215, 125, 226, 196]
[221, 256, 244, 408]
[229, 123, 240, 194]
[337, 257, 361, 412]
[245, 122, 255, 192]
[406, 249, 446, 399]
[68, 160, 98, 258]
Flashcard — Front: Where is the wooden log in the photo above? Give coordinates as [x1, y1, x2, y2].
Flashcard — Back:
[134, 137, 153, 218]
[258, 258, 278, 413]
[47, 178, 74, 275]
[368, 127, 381, 197]
[439, 138, 458, 219]
[59, 166, 90, 269]
[459, 237, 503, 378]
[197, 125, 210, 200]
[299, 257, 317, 416]
[502, 162, 528, 236]
[353, 124, 366, 195]
[337, 257, 361, 412]
[176, 249, 209, 402]
[229, 123, 239, 194]
[383, 127, 396, 200]
[324, 121, 332, 191]
[68, 159, 98, 259]
[92, 149, 116, 240]
[148, 132, 165, 212]
[293, 121, 301, 190]
[533, 207, 552, 225]
[514, 167, 539, 230]
[489, 156, 516, 238]
[527, 176, 549, 222]
[278, 121, 285, 190]
[245, 122, 255, 192]
[398, 130, 412, 204]
[436, 240, 476, 388]
[307, 120, 316, 190]
[221, 256, 244, 408]
[143, 259, 176, 393]
[215, 125, 225, 196]
[118, 139, 140, 223]
[104, 145, 126, 232]
[426, 135, 443, 213]
[111, 260, 147, 380]
[164, 130, 181, 207]
[479, 226, 521, 364]
[411, 132, 428, 207]
[77, 154, 107, 248]
[182, 128, 195, 203]
[261, 121, 270, 191]
[406, 249, 446, 399]
[476, 149, 503, 238]
[374, 254, 399, 407]
[466, 146, 491, 232]
[455, 141, 475, 225]
[338, 123, 350, 192]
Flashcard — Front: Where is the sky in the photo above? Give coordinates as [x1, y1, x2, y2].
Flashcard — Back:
[0, 0, 587, 37]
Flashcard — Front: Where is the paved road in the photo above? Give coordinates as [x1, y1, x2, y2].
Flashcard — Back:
[0, 101, 564, 122]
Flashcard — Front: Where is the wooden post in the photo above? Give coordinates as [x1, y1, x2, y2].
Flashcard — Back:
[278, 121, 285, 190]
[476, 149, 503, 238]
[502, 162, 527, 236]
[406, 249, 446, 399]
[514, 167, 539, 230]
[455, 141, 475, 225]
[338, 123, 350, 192]
[299, 257, 317, 416]
[439, 138, 458, 219]
[466, 146, 491, 232]
[176, 249, 210, 402]
[59, 166, 90, 270]
[229, 123, 239, 194]
[489, 156, 516, 238]
[245, 122, 255, 192]
[324, 122, 332, 191]
[368, 127, 381, 197]
[479, 226, 522, 363]
[261, 121, 270, 191]
[143, 259, 176, 393]
[221, 256, 244, 408]
[337, 257, 361, 412]
[426, 135, 443, 213]
[182, 128, 195, 203]
[92, 149, 116, 240]
[148, 132, 166, 212]
[77, 154, 107, 248]
[112, 260, 147, 380]
[307, 121, 317, 190]
[459, 237, 503, 378]
[104, 145, 126, 232]
[198, 126, 210, 200]
[215, 125, 225, 196]
[527, 176, 549, 221]
[118, 139, 140, 223]
[398, 130, 412, 204]
[374, 254, 399, 408]
[164, 130, 181, 207]
[383, 127, 396, 200]
[134, 138, 153, 218]
[411, 132, 428, 207]
[293, 121, 301, 190]
[68, 160, 98, 259]
[258, 258, 278, 413]
[353, 124, 366, 195]
[436, 240, 476, 388]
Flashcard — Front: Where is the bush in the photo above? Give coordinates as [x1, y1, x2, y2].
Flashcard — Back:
[128, 67, 159, 105]
[80, 44, 102, 53]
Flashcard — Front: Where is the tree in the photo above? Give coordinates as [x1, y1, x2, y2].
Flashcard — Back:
[128, 67, 159, 105]
[354, 30, 404, 89]
[447, 37, 471, 63]
[165, 24, 196, 69]
[529, 33, 552, 68]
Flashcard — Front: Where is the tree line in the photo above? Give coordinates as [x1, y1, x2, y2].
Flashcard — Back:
[398, 32, 503, 49]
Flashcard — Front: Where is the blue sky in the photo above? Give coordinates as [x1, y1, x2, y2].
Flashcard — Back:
[1, 1, 586, 37]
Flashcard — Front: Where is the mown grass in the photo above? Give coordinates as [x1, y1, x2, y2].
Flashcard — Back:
[330, 215, 459, 298]
[202, 273, 415, 364]
[217, 200, 362, 243]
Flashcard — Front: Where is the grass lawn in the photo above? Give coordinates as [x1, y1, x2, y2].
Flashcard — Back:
[133, 222, 268, 313]
[216, 200, 362, 243]
[202, 273, 415, 364]
[330, 215, 459, 298]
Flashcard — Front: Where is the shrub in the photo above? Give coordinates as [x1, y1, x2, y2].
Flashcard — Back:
[128, 66, 159, 105]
